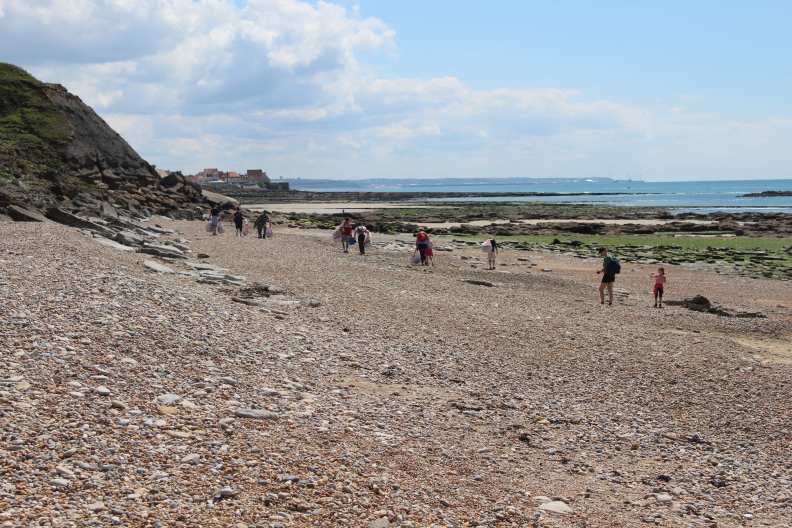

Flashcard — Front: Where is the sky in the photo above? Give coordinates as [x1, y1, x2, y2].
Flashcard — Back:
[1, 0, 791, 181]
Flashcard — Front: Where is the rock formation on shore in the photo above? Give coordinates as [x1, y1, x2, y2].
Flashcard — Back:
[742, 190, 792, 197]
[0, 63, 207, 222]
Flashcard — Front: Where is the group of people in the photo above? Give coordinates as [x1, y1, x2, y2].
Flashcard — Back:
[414, 229, 434, 265]
[336, 218, 372, 255]
[596, 247, 667, 307]
[206, 207, 272, 239]
[211, 209, 668, 307]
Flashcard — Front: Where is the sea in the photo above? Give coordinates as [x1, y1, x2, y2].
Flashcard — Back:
[285, 178, 792, 213]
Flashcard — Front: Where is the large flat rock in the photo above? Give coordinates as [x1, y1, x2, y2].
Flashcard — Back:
[202, 190, 239, 208]
[7, 205, 49, 222]
[143, 260, 175, 274]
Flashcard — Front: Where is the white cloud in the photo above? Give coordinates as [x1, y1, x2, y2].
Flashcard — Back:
[0, 0, 789, 180]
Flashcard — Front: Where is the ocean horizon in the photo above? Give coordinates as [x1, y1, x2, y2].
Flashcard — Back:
[285, 178, 792, 211]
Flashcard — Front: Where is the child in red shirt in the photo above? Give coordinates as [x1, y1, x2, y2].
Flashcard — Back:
[652, 267, 667, 308]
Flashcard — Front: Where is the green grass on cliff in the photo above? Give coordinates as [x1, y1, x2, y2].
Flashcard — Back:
[0, 63, 71, 179]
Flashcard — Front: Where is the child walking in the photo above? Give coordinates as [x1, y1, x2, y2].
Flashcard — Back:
[652, 267, 667, 308]
[487, 238, 498, 270]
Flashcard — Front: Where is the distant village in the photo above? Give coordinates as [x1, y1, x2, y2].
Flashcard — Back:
[187, 168, 290, 191]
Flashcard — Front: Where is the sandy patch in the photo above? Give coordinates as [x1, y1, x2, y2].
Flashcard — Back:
[732, 336, 792, 364]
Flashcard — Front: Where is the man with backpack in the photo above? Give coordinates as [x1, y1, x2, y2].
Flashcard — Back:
[597, 247, 620, 305]
[254, 211, 269, 239]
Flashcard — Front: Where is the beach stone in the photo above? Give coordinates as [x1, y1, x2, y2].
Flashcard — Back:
[462, 279, 495, 287]
[368, 517, 390, 528]
[143, 260, 174, 274]
[140, 243, 185, 259]
[56, 465, 76, 479]
[157, 405, 178, 415]
[50, 478, 70, 488]
[539, 500, 573, 515]
[654, 492, 673, 504]
[114, 230, 146, 247]
[94, 386, 111, 396]
[94, 237, 136, 252]
[181, 453, 200, 464]
[215, 486, 238, 499]
[234, 408, 279, 420]
[155, 393, 181, 405]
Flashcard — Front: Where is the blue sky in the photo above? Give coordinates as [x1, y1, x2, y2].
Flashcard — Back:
[352, 1, 792, 117]
[1, 0, 791, 181]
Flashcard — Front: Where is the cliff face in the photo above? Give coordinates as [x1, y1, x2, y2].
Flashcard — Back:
[0, 63, 204, 219]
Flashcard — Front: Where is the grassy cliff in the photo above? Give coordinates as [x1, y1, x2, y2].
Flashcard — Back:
[0, 63, 71, 189]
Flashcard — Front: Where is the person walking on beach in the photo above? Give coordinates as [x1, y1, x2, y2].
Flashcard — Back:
[651, 267, 667, 308]
[208, 206, 221, 235]
[341, 218, 353, 253]
[355, 224, 370, 255]
[486, 237, 498, 270]
[233, 209, 244, 237]
[254, 211, 269, 239]
[415, 229, 431, 266]
[596, 247, 620, 305]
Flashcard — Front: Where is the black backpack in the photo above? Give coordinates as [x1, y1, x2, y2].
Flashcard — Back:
[606, 257, 621, 275]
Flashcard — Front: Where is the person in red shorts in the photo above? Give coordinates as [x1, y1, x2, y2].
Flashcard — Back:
[340, 218, 353, 253]
[425, 238, 434, 266]
[651, 267, 667, 308]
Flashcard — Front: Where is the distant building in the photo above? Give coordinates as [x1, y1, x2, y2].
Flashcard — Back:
[246, 169, 269, 184]
[186, 166, 287, 190]
[191, 168, 221, 183]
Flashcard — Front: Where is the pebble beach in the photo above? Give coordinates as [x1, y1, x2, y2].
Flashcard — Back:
[2, 219, 791, 528]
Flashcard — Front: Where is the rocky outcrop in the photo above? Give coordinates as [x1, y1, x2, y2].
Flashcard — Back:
[665, 295, 766, 318]
[6, 204, 48, 222]
[742, 190, 792, 197]
[0, 63, 208, 222]
[202, 189, 239, 209]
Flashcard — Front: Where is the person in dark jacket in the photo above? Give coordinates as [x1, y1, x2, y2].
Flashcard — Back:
[254, 211, 269, 239]
[233, 209, 244, 236]
[596, 247, 617, 306]
[487, 238, 498, 270]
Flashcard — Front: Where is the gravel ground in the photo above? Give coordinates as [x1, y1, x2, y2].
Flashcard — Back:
[1, 220, 791, 528]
